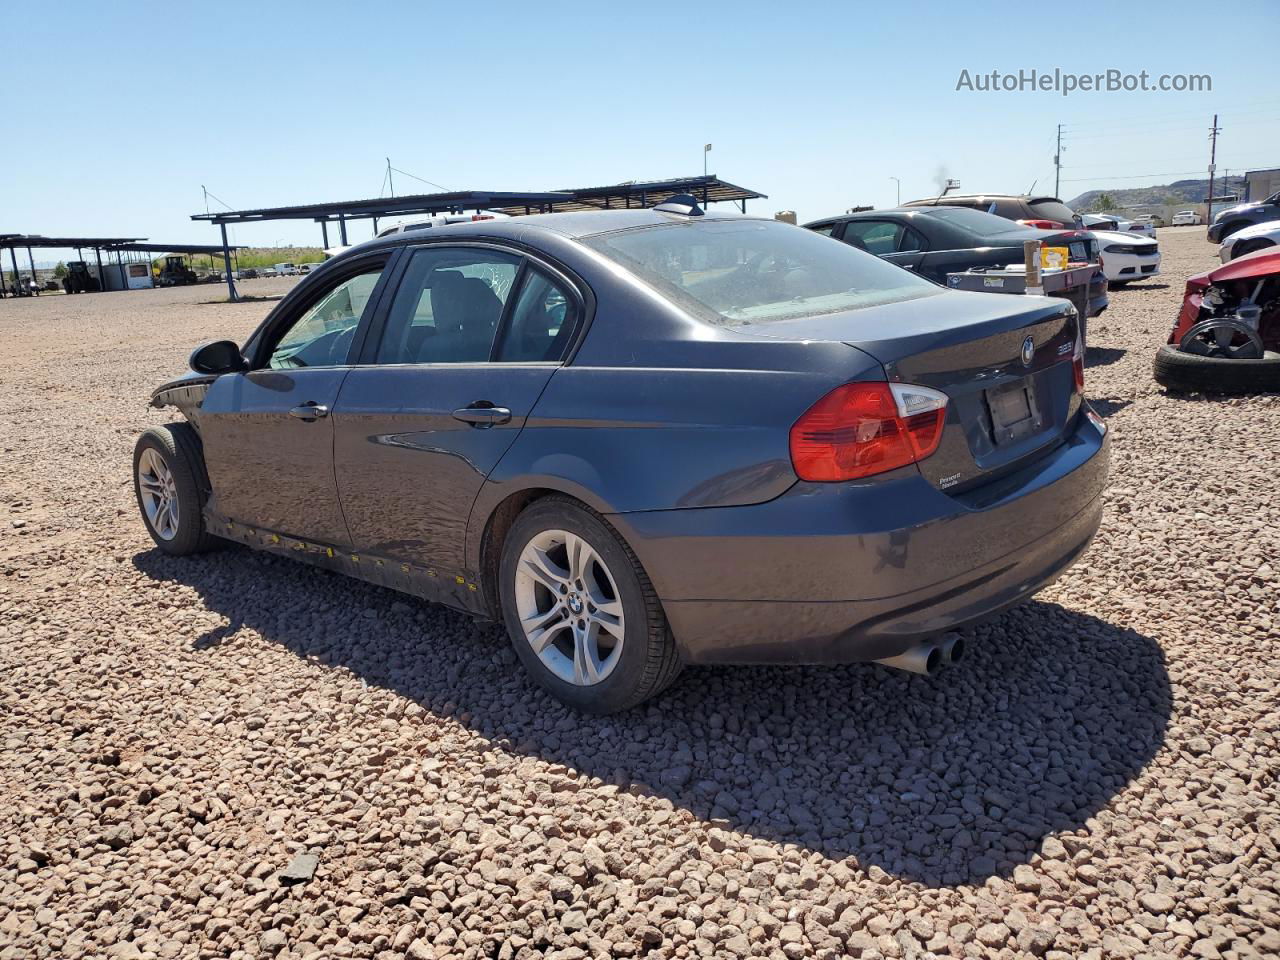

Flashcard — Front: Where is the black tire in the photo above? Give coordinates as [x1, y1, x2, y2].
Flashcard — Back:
[499, 496, 681, 713]
[1218, 221, 1250, 241]
[1233, 239, 1275, 259]
[132, 423, 219, 555]
[1153, 344, 1280, 395]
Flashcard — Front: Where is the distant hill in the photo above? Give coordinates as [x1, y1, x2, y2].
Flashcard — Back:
[1068, 177, 1246, 213]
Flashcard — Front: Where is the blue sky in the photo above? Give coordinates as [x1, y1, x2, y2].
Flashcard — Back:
[3, 0, 1277, 250]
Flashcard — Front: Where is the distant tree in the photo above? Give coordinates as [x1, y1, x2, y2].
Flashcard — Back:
[53, 261, 68, 279]
[1090, 193, 1119, 213]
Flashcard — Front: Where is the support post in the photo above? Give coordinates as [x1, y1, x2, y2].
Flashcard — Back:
[7, 248, 18, 296]
[94, 247, 104, 291]
[338, 215, 348, 245]
[115, 249, 125, 291]
[321, 220, 329, 249]
[27, 247, 38, 294]
[221, 224, 238, 301]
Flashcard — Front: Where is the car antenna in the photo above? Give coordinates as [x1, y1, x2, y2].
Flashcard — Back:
[1026, 179, 1037, 195]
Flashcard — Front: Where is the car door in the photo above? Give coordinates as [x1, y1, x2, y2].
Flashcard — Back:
[332, 243, 582, 580]
[198, 254, 393, 546]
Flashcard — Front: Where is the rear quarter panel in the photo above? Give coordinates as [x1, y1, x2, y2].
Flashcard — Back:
[465, 338, 883, 572]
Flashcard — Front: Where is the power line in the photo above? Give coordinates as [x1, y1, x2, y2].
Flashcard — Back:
[388, 166, 453, 193]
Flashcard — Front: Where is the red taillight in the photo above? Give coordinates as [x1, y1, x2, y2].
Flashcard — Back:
[789, 382, 948, 482]
[471, 214, 494, 221]
[1017, 218, 1064, 230]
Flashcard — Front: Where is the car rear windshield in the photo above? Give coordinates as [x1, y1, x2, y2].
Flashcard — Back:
[582, 219, 938, 324]
[1028, 198, 1078, 224]
[915, 206, 1026, 236]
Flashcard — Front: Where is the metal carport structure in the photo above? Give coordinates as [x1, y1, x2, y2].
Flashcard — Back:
[190, 175, 766, 301]
[103, 242, 245, 285]
[486, 175, 765, 216]
[192, 191, 570, 301]
[0, 234, 145, 297]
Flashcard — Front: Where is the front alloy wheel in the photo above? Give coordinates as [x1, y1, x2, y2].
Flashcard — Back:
[137, 447, 180, 540]
[133, 423, 217, 556]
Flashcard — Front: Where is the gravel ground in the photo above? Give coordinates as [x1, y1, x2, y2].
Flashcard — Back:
[1, 230, 1277, 960]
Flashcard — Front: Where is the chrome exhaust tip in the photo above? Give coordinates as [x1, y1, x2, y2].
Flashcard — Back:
[874, 642, 942, 677]
[939, 633, 965, 666]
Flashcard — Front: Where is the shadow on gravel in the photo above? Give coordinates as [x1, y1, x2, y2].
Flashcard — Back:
[1084, 346, 1126, 369]
[134, 547, 1171, 889]
[1088, 397, 1133, 418]
[1109, 282, 1170, 292]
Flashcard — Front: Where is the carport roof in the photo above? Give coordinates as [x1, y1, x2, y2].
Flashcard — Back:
[191, 191, 573, 225]
[189, 176, 767, 225]
[488, 175, 767, 215]
[0, 234, 146, 249]
[104, 242, 244, 254]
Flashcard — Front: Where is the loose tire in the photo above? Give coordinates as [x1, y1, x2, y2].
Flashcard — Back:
[133, 423, 218, 555]
[499, 497, 681, 713]
[1153, 344, 1280, 395]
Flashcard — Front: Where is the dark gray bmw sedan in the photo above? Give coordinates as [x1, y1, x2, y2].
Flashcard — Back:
[136, 196, 1109, 712]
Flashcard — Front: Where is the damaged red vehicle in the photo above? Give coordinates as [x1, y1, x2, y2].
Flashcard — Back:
[1154, 247, 1280, 394]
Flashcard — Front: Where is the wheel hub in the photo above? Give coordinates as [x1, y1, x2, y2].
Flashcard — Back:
[567, 592, 584, 615]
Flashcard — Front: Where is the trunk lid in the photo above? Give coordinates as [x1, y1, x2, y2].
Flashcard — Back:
[728, 288, 1082, 491]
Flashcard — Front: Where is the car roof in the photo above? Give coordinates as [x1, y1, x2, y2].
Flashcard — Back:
[805, 207, 936, 224]
[903, 194, 1064, 204]
[345, 208, 763, 255]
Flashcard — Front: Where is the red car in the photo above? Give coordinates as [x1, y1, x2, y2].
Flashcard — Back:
[1154, 247, 1280, 394]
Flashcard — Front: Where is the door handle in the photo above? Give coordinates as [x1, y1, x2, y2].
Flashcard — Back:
[289, 402, 329, 421]
[452, 404, 512, 428]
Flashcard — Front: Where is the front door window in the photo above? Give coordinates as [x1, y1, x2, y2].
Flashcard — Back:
[268, 269, 384, 369]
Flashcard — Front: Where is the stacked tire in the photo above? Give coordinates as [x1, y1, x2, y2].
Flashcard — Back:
[1153, 345, 1280, 394]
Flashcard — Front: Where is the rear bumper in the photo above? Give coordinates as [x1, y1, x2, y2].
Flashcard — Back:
[1087, 273, 1109, 316]
[611, 410, 1109, 665]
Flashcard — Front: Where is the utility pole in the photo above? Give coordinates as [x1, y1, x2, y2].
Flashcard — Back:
[889, 176, 900, 205]
[1206, 114, 1220, 227]
[387, 157, 395, 197]
[1053, 124, 1062, 197]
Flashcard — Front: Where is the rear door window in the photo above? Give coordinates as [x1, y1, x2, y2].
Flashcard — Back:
[494, 268, 578, 362]
[374, 248, 520, 364]
[841, 220, 903, 255]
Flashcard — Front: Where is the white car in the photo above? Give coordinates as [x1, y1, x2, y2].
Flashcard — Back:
[1217, 220, 1280, 263]
[1094, 230, 1160, 285]
[1171, 210, 1203, 226]
[375, 213, 497, 238]
[1133, 213, 1166, 229]
[1081, 213, 1155, 238]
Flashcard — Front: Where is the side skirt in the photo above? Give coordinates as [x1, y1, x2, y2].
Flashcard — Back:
[205, 512, 491, 618]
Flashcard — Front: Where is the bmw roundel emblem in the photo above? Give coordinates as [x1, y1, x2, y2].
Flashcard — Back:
[1021, 335, 1035, 367]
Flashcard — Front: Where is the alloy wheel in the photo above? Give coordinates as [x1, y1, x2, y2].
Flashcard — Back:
[514, 529, 625, 686]
[137, 447, 179, 541]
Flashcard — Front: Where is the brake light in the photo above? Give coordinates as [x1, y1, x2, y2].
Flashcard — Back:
[471, 214, 494, 221]
[1017, 218, 1064, 229]
[790, 382, 948, 482]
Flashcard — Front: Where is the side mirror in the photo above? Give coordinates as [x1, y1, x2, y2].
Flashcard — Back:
[190, 340, 249, 375]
